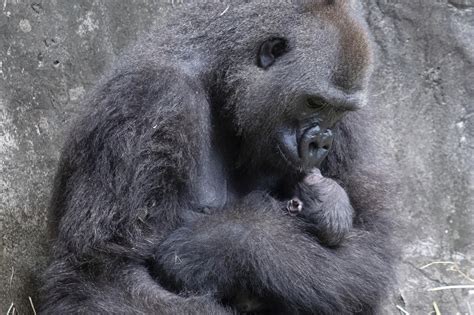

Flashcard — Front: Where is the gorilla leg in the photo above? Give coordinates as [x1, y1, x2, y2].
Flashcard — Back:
[40, 261, 232, 315]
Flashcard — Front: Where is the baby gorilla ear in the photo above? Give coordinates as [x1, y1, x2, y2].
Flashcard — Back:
[257, 38, 288, 69]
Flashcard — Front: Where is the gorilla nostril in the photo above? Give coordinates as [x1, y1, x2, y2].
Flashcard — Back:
[309, 142, 318, 152]
[308, 141, 331, 153]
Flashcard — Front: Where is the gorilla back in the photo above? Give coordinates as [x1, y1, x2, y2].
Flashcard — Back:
[40, 1, 396, 314]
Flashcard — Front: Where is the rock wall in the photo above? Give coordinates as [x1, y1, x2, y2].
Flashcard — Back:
[1, 1, 472, 313]
[364, 1, 473, 313]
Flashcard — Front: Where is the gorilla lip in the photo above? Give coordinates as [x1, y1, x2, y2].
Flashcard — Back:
[277, 129, 301, 170]
[277, 143, 301, 171]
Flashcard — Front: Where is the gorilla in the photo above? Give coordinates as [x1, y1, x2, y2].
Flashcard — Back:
[39, 1, 396, 314]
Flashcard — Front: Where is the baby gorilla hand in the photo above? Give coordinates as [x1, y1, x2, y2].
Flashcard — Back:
[287, 169, 354, 247]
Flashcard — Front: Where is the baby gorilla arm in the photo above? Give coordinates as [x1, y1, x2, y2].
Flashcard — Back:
[155, 191, 393, 314]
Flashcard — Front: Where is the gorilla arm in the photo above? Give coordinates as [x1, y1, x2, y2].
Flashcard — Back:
[156, 178, 394, 315]
[39, 65, 233, 314]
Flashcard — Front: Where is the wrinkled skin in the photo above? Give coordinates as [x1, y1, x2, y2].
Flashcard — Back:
[39, 1, 396, 314]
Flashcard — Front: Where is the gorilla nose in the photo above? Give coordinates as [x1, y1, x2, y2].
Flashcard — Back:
[299, 125, 333, 168]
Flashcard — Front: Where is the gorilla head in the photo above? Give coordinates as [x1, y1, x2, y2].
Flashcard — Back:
[198, 1, 373, 179]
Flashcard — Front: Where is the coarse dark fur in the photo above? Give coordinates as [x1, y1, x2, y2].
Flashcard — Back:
[39, 1, 396, 314]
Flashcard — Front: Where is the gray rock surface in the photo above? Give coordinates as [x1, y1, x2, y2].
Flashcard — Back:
[0, 1, 472, 314]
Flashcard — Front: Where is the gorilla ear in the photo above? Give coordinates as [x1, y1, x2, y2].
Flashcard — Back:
[257, 38, 288, 69]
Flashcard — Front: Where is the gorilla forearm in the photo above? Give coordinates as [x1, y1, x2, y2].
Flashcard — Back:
[155, 193, 394, 314]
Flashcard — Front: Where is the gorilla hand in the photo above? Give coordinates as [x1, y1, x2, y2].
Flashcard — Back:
[288, 169, 354, 247]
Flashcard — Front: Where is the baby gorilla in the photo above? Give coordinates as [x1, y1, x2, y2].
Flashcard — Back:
[288, 169, 354, 247]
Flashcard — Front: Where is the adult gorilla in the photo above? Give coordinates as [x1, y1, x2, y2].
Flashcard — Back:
[40, 1, 396, 314]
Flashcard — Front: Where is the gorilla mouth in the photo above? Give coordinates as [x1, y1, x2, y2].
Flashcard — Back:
[277, 125, 333, 170]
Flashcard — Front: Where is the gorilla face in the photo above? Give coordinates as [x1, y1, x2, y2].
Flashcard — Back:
[223, 2, 372, 174]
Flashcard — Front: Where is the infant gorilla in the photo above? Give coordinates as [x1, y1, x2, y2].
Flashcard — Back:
[288, 169, 353, 247]
[154, 166, 355, 313]
[233, 169, 354, 312]
[152, 121, 355, 313]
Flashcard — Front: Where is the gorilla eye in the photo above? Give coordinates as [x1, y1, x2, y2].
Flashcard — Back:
[307, 97, 331, 110]
[257, 38, 288, 69]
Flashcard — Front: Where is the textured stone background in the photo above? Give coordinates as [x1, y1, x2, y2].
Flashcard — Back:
[1, 1, 472, 314]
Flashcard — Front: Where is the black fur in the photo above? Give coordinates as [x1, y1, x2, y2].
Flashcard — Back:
[40, 1, 396, 314]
